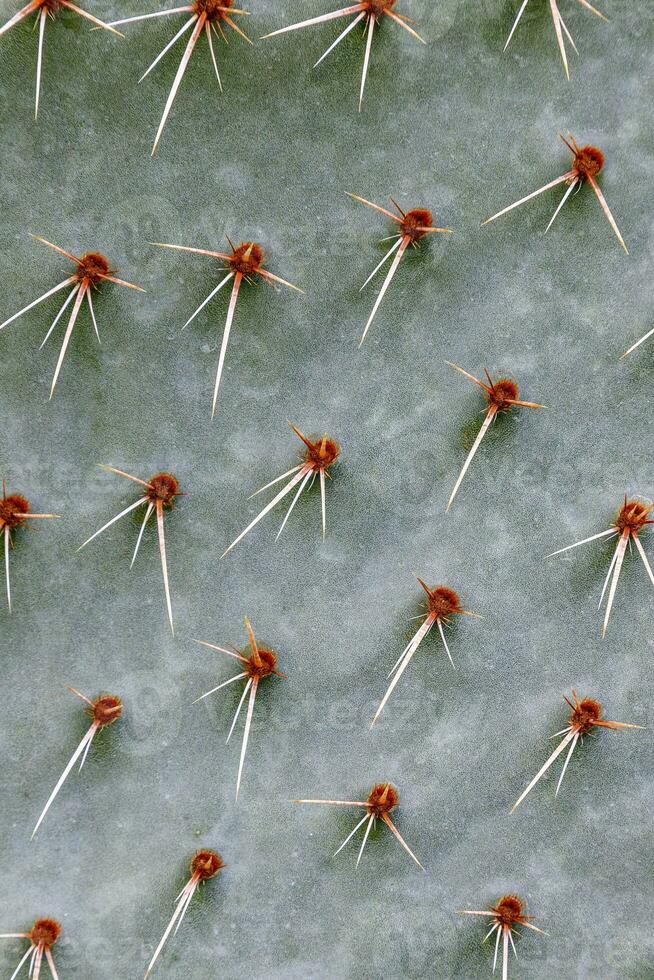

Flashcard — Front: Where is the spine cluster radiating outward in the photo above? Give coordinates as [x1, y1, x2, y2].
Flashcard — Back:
[0, 2, 648, 980]
[77, 466, 182, 634]
[192, 618, 285, 800]
[458, 895, 546, 980]
[504, 0, 608, 79]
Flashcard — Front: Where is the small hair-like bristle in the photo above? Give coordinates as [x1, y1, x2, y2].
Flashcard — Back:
[76, 252, 113, 285]
[91, 694, 123, 727]
[366, 782, 399, 816]
[487, 378, 519, 411]
[492, 895, 525, 926]
[29, 919, 61, 947]
[426, 586, 461, 619]
[245, 646, 278, 679]
[364, 0, 398, 14]
[146, 473, 180, 507]
[190, 849, 224, 879]
[194, 0, 234, 20]
[573, 145, 605, 179]
[400, 208, 432, 242]
[615, 499, 652, 534]
[228, 242, 264, 277]
[303, 436, 340, 471]
[0, 494, 30, 529]
[569, 696, 602, 733]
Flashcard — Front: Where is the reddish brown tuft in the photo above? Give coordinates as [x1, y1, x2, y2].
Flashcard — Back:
[366, 783, 399, 816]
[614, 499, 652, 535]
[364, 0, 397, 13]
[0, 494, 30, 529]
[190, 849, 224, 880]
[146, 473, 179, 508]
[427, 586, 461, 620]
[492, 895, 526, 927]
[400, 208, 432, 243]
[568, 696, 602, 734]
[91, 694, 123, 727]
[302, 435, 340, 471]
[75, 252, 112, 286]
[38, 0, 62, 12]
[29, 919, 61, 947]
[228, 242, 264, 277]
[487, 378, 519, 412]
[245, 646, 278, 679]
[573, 145, 605, 180]
[193, 0, 233, 20]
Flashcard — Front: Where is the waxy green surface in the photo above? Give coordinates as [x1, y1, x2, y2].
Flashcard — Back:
[0, 0, 652, 977]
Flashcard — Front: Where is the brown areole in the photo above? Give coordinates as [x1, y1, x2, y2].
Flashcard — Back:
[222, 425, 341, 556]
[371, 578, 479, 728]
[484, 132, 628, 252]
[0, 236, 143, 398]
[78, 466, 183, 634]
[32, 688, 123, 838]
[293, 782, 424, 869]
[346, 193, 453, 345]
[262, 0, 426, 110]
[145, 849, 224, 977]
[0, 917, 63, 979]
[150, 237, 302, 417]
[445, 362, 545, 511]
[511, 690, 642, 812]
[104, 0, 253, 154]
[192, 618, 284, 800]
[0, 483, 58, 611]
[547, 496, 654, 636]
[458, 893, 545, 980]
[0, 0, 120, 118]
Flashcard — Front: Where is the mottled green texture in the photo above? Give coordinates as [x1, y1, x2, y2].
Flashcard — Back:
[0, 0, 653, 977]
